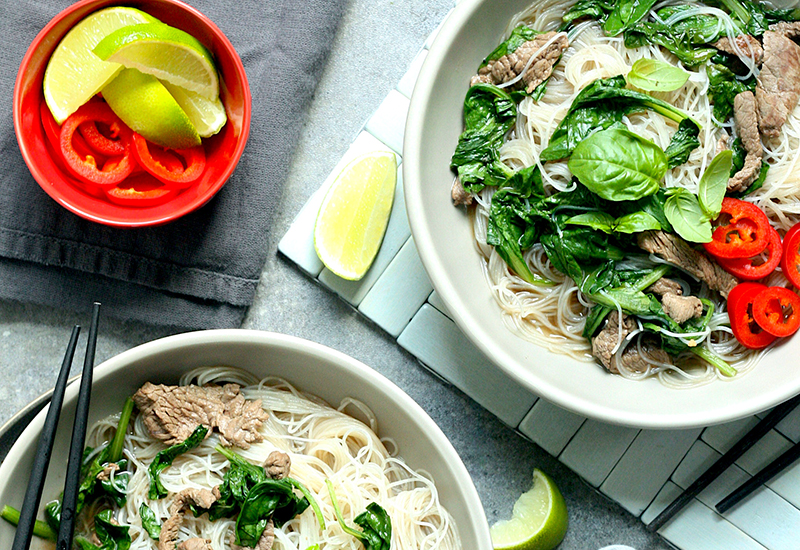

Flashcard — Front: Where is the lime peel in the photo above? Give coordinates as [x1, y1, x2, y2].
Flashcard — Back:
[490, 469, 568, 550]
[314, 151, 398, 281]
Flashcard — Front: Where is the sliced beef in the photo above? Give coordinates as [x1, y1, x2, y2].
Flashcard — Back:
[96, 462, 119, 483]
[647, 277, 683, 297]
[637, 231, 738, 297]
[133, 383, 268, 449]
[159, 488, 217, 550]
[770, 21, 800, 39]
[591, 311, 636, 373]
[756, 30, 800, 138]
[713, 34, 763, 64]
[264, 450, 291, 480]
[470, 31, 569, 94]
[661, 293, 703, 324]
[177, 539, 213, 550]
[610, 337, 673, 374]
[729, 91, 763, 192]
[451, 177, 473, 206]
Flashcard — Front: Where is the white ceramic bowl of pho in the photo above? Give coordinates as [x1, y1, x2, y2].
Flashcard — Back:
[404, 0, 800, 429]
[0, 330, 490, 549]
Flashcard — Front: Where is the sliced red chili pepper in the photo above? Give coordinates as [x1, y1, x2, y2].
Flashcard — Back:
[718, 227, 782, 280]
[60, 102, 135, 187]
[727, 282, 777, 349]
[752, 286, 800, 337]
[782, 223, 800, 289]
[105, 174, 175, 207]
[703, 198, 771, 259]
[78, 120, 125, 156]
[131, 133, 206, 189]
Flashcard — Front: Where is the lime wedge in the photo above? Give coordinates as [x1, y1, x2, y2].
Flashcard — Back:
[314, 151, 398, 280]
[162, 81, 226, 138]
[43, 7, 157, 123]
[93, 22, 219, 100]
[102, 68, 200, 149]
[490, 469, 569, 550]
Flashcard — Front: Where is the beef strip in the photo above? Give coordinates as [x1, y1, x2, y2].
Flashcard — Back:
[451, 177, 473, 206]
[713, 34, 764, 64]
[470, 31, 569, 94]
[647, 277, 683, 296]
[133, 383, 269, 449]
[96, 462, 119, 483]
[610, 337, 673, 374]
[770, 21, 800, 39]
[159, 488, 217, 550]
[177, 539, 213, 550]
[661, 293, 704, 324]
[756, 30, 800, 137]
[637, 231, 738, 297]
[591, 311, 636, 373]
[264, 450, 291, 480]
[729, 91, 764, 192]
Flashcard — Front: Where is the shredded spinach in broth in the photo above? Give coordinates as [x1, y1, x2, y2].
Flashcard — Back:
[451, 0, 800, 382]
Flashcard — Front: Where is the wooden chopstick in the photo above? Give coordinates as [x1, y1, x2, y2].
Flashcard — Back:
[646, 391, 800, 532]
[11, 326, 81, 550]
[56, 302, 101, 550]
[716, 438, 800, 513]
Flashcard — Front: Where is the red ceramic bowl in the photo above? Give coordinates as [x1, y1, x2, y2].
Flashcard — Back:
[14, 0, 251, 227]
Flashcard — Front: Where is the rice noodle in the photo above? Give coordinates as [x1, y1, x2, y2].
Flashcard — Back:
[470, 0, 800, 387]
[76, 366, 460, 549]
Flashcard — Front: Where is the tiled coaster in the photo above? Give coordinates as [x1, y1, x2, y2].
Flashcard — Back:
[278, 11, 800, 549]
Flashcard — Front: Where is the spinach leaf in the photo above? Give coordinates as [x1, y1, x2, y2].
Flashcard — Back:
[0, 504, 57, 541]
[540, 228, 625, 281]
[450, 84, 517, 193]
[354, 503, 392, 550]
[562, 0, 616, 26]
[74, 538, 101, 550]
[698, 150, 733, 218]
[541, 76, 696, 161]
[664, 119, 701, 169]
[583, 304, 615, 338]
[94, 509, 131, 550]
[139, 504, 161, 540]
[235, 480, 309, 547]
[655, 5, 731, 43]
[604, 0, 658, 36]
[204, 444, 267, 520]
[623, 23, 716, 66]
[148, 424, 208, 499]
[718, 0, 800, 36]
[482, 25, 540, 65]
[707, 64, 756, 123]
[664, 188, 712, 243]
[626, 58, 689, 92]
[644, 298, 715, 354]
[569, 127, 668, 201]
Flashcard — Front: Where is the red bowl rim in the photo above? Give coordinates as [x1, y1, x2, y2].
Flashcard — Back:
[13, 0, 252, 228]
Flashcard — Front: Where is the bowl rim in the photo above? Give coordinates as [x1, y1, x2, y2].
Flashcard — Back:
[403, 0, 800, 429]
[0, 329, 493, 547]
[13, 0, 252, 228]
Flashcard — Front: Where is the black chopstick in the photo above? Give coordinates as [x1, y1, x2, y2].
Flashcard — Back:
[716, 437, 800, 513]
[646, 391, 800, 532]
[11, 326, 81, 550]
[56, 302, 101, 550]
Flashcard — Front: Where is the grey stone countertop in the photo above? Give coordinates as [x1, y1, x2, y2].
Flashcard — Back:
[0, 1, 672, 549]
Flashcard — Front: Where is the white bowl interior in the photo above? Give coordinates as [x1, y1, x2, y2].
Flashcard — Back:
[403, 0, 800, 429]
[0, 330, 491, 549]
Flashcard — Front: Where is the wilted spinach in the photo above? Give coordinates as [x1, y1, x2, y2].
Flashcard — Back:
[74, 510, 131, 550]
[604, 0, 658, 36]
[326, 480, 392, 550]
[561, 0, 616, 27]
[139, 504, 161, 540]
[235, 480, 309, 547]
[664, 119, 701, 169]
[149, 424, 209, 499]
[707, 63, 756, 123]
[450, 84, 517, 193]
[623, 22, 716, 66]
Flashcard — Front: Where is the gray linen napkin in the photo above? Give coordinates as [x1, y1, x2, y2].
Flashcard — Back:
[0, 0, 346, 328]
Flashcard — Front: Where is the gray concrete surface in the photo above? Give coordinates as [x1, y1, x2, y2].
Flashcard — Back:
[0, 1, 673, 549]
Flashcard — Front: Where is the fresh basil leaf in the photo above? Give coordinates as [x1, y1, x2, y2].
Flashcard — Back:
[665, 119, 701, 169]
[138, 504, 161, 540]
[354, 503, 392, 550]
[148, 425, 208, 499]
[604, 0, 658, 36]
[698, 150, 733, 219]
[613, 211, 662, 233]
[94, 510, 131, 550]
[664, 188, 712, 242]
[627, 58, 689, 92]
[635, 189, 673, 232]
[566, 212, 616, 233]
[569, 127, 667, 201]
